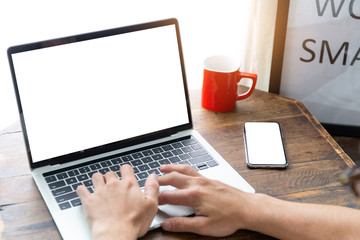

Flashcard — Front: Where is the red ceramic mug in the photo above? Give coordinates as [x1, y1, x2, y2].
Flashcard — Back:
[201, 55, 257, 112]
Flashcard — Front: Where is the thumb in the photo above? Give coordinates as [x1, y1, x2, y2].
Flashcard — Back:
[162, 216, 206, 234]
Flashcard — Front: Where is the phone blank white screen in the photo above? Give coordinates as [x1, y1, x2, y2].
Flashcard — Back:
[12, 24, 189, 163]
[245, 122, 287, 165]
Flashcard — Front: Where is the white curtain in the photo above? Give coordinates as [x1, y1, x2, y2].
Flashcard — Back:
[245, 0, 278, 92]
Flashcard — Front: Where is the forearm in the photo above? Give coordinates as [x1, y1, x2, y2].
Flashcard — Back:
[244, 193, 360, 240]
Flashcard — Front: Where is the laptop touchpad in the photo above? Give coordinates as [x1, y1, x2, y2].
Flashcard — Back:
[158, 185, 194, 217]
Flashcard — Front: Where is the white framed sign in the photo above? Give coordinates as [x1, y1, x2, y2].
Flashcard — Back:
[270, 0, 360, 136]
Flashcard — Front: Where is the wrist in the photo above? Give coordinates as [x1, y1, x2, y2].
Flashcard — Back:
[234, 192, 271, 231]
[240, 192, 287, 235]
[91, 222, 138, 240]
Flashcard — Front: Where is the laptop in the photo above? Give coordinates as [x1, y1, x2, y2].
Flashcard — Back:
[7, 18, 255, 239]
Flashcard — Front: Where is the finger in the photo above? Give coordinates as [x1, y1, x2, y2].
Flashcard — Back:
[162, 216, 207, 234]
[120, 164, 137, 182]
[144, 174, 159, 207]
[76, 185, 91, 201]
[158, 188, 194, 206]
[104, 171, 118, 183]
[160, 164, 200, 176]
[158, 171, 193, 189]
[92, 172, 105, 191]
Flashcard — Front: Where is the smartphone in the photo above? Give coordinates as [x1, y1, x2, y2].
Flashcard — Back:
[243, 122, 288, 168]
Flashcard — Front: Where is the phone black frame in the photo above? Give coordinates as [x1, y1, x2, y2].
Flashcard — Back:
[243, 122, 288, 169]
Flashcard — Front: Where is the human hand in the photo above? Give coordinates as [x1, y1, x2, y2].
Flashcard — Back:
[158, 164, 255, 237]
[159, 166, 360, 240]
[76, 164, 159, 240]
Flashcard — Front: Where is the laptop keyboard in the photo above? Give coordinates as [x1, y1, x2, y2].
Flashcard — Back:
[42, 136, 219, 210]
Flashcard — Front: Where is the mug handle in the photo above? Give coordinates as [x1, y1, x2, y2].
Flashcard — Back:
[236, 72, 257, 100]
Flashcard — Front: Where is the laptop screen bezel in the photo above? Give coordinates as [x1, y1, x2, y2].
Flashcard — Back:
[7, 18, 193, 169]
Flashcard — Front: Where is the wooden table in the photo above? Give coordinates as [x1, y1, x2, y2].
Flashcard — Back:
[1, 88, 359, 239]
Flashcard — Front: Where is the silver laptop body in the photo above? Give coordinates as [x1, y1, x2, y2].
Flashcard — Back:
[8, 18, 254, 239]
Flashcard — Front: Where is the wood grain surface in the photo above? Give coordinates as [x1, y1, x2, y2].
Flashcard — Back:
[1, 88, 359, 240]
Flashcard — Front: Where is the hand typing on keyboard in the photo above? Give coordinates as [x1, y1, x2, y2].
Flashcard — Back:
[76, 164, 159, 240]
[158, 165, 360, 240]
[77, 164, 360, 240]
[158, 164, 252, 237]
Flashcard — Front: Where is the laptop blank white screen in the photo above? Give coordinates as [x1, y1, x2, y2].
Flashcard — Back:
[12, 24, 189, 163]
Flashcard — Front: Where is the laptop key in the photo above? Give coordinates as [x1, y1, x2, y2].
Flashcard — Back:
[148, 169, 161, 176]
[161, 151, 173, 158]
[88, 171, 98, 178]
[162, 145, 174, 151]
[67, 169, 80, 177]
[83, 180, 93, 187]
[55, 192, 78, 203]
[110, 165, 120, 172]
[181, 146, 193, 153]
[179, 160, 191, 165]
[191, 144, 203, 150]
[111, 158, 122, 165]
[49, 180, 66, 189]
[138, 164, 150, 172]
[197, 163, 209, 170]
[152, 147, 163, 153]
[138, 179, 146, 188]
[72, 182, 83, 191]
[149, 162, 160, 169]
[171, 142, 183, 149]
[79, 166, 91, 173]
[99, 168, 110, 175]
[142, 156, 153, 163]
[52, 186, 73, 196]
[121, 155, 133, 162]
[100, 160, 112, 168]
[137, 172, 148, 179]
[59, 202, 71, 210]
[65, 177, 78, 185]
[181, 138, 197, 146]
[56, 172, 68, 180]
[179, 153, 191, 160]
[90, 163, 101, 170]
[88, 187, 94, 193]
[189, 149, 207, 158]
[45, 176, 57, 183]
[172, 149, 183, 155]
[142, 150, 153, 156]
[71, 198, 82, 207]
[130, 159, 142, 166]
[132, 152, 144, 159]
[169, 156, 181, 163]
[189, 155, 213, 165]
[207, 160, 219, 167]
[159, 159, 171, 165]
[152, 154, 163, 160]
[77, 174, 89, 181]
